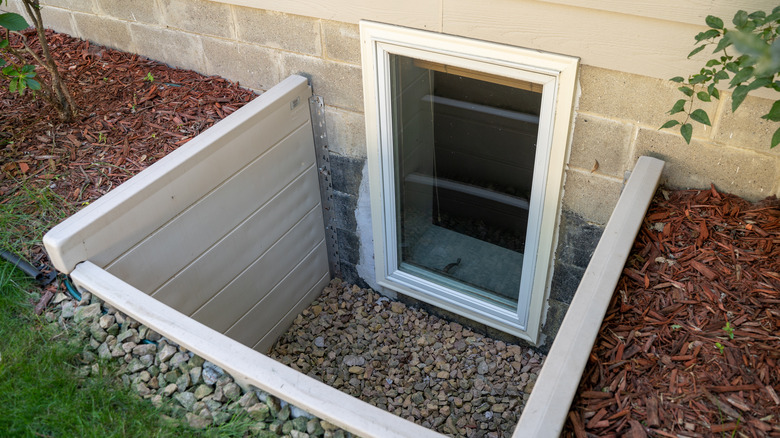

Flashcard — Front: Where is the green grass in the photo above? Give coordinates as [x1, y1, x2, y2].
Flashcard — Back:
[0, 183, 255, 437]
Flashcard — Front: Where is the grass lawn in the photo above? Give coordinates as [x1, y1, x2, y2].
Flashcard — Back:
[0, 183, 228, 437]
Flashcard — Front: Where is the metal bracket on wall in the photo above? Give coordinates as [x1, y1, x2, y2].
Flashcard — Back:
[309, 95, 341, 279]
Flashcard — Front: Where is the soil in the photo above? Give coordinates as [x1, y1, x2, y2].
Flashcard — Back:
[3, 29, 779, 437]
[565, 187, 780, 438]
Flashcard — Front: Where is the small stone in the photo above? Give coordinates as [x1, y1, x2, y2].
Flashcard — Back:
[127, 358, 147, 373]
[131, 381, 151, 397]
[343, 355, 365, 367]
[348, 366, 364, 374]
[163, 383, 178, 396]
[202, 362, 224, 385]
[176, 372, 191, 391]
[390, 302, 405, 313]
[314, 336, 326, 348]
[194, 384, 213, 400]
[223, 382, 241, 400]
[477, 361, 489, 375]
[53, 292, 70, 304]
[169, 352, 190, 370]
[175, 391, 197, 411]
[185, 412, 211, 429]
[98, 314, 115, 329]
[97, 342, 112, 360]
[278, 404, 291, 421]
[245, 403, 270, 421]
[89, 323, 108, 343]
[157, 344, 177, 363]
[188, 355, 205, 368]
[132, 343, 157, 356]
[290, 431, 310, 438]
[74, 303, 102, 323]
[211, 411, 231, 426]
[238, 391, 259, 407]
[307, 418, 325, 435]
[116, 329, 138, 344]
[292, 416, 308, 431]
[60, 301, 76, 319]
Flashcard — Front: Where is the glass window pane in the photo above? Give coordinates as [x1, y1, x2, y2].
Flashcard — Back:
[391, 54, 542, 309]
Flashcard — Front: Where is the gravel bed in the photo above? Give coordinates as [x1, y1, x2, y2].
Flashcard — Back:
[269, 279, 545, 438]
[44, 286, 351, 437]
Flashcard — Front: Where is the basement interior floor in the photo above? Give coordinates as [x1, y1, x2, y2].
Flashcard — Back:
[268, 279, 545, 438]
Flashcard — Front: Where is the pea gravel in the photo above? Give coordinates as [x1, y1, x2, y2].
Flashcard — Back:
[269, 279, 545, 438]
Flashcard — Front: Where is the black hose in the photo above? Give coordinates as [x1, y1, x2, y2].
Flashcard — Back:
[0, 249, 57, 285]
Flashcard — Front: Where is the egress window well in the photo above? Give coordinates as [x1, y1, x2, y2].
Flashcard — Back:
[360, 22, 579, 343]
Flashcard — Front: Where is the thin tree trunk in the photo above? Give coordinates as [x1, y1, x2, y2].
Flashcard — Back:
[21, 0, 77, 121]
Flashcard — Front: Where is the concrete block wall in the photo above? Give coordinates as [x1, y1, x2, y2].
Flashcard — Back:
[10, 0, 780, 347]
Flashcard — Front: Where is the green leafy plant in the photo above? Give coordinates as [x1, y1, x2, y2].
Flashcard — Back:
[0, 0, 77, 121]
[97, 132, 107, 143]
[723, 321, 735, 339]
[144, 71, 154, 82]
[715, 342, 725, 354]
[662, 7, 780, 147]
[1, 62, 39, 95]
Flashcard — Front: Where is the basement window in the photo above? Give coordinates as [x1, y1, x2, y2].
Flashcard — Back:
[360, 22, 578, 343]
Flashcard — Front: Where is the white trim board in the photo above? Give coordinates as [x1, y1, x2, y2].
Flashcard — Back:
[515, 156, 665, 437]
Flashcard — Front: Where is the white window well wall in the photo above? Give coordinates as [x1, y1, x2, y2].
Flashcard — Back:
[360, 21, 579, 343]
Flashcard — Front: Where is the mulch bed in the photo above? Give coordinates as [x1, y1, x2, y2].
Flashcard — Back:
[0, 28, 256, 207]
[565, 187, 780, 437]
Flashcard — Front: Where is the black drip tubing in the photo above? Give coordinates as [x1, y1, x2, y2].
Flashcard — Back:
[0, 249, 57, 285]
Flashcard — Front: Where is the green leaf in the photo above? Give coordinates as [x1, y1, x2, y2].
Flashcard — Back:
[697, 91, 711, 102]
[725, 62, 740, 73]
[669, 99, 687, 114]
[695, 29, 722, 42]
[678, 86, 694, 96]
[0, 12, 29, 31]
[26, 78, 40, 90]
[706, 15, 724, 29]
[713, 35, 732, 53]
[660, 120, 681, 129]
[690, 109, 712, 126]
[0, 38, 8, 49]
[705, 59, 721, 67]
[680, 123, 693, 143]
[0, 59, 5, 68]
[771, 126, 780, 148]
[748, 77, 771, 91]
[748, 11, 766, 21]
[669, 76, 685, 83]
[729, 66, 754, 86]
[711, 87, 720, 100]
[8, 79, 17, 93]
[731, 85, 750, 111]
[688, 45, 707, 58]
[761, 100, 780, 122]
[714, 70, 730, 81]
[733, 10, 748, 28]
[690, 74, 708, 84]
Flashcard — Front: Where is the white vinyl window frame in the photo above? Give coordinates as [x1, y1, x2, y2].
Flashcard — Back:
[360, 21, 579, 344]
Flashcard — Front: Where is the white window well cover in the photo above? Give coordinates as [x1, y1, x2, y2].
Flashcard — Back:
[360, 21, 579, 343]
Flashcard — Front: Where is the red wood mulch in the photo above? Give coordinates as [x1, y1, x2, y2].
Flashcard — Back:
[0, 28, 256, 206]
[565, 186, 780, 438]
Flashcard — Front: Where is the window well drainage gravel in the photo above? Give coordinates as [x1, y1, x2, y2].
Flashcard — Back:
[269, 279, 545, 437]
